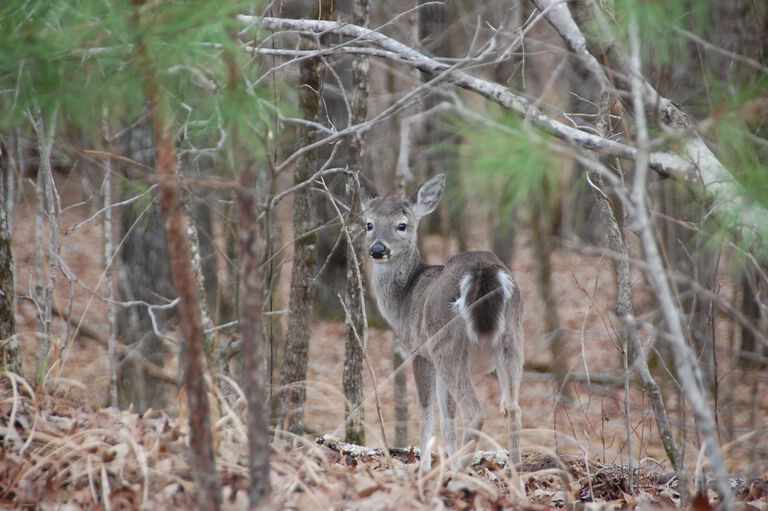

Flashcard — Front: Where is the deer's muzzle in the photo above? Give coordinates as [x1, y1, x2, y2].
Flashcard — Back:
[369, 241, 391, 260]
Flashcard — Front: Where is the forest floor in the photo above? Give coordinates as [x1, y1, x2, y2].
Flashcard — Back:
[2, 175, 767, 509]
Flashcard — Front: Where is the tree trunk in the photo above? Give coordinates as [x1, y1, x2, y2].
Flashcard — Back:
[237, 168, 271, 505]
[116, 120, 173, 412]
[222, 34, 272, 504]
[278, 0, 334, 438]
[183, 196, 216, 366]
[625, 19, 733, 504]
[101, 115, 118, 406]
[738, 266, 767, 368]
[135, 16, 221, 508]
[417, 0, 461, 247]
[32, 113, 58, 385]
[0, 168, 19, 374]
[531, 184, 570, 403]
[343, 0, 369, 446]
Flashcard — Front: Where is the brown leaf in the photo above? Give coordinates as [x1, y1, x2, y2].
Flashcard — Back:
[622, 490, 637, 508]
[691, 492, 714, 511]
[407, 447, 416, 465]
[357, 482, 383, 498]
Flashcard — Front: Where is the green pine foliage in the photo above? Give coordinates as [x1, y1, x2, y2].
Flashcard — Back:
[455, 107, 558, 220]
[0, 0, 273, 162]
[611, 0, 713, 67]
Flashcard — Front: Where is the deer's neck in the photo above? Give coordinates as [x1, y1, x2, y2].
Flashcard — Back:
[372, 248, 427, 331]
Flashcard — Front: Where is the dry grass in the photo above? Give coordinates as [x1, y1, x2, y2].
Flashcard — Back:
[3, 371, 768, 510]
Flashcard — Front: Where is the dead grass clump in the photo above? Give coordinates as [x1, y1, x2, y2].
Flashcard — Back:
[3, 373, 768, 510]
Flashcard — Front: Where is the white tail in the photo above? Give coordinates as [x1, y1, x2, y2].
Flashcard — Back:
[361, 173, 525, 473]
[451, 270, 515, 345]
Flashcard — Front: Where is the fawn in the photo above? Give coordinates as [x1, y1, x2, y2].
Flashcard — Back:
[361, 173, 524, 472]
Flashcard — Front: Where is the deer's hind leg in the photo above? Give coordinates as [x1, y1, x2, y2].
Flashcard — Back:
[433, 344, 484, 471]
[413, 355, 436, 473]
[436, 375, 458, 469]
[494, 331, 524, 467]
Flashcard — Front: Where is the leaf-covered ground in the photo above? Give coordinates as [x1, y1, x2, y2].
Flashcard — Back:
[2, 378, 767, 510]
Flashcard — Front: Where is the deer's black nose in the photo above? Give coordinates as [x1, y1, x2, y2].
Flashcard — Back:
[369, 242, 390, 260]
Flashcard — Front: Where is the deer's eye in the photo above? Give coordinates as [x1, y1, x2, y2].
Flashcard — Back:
[397, 223, 407, 232]
[366, 222, 373, 231]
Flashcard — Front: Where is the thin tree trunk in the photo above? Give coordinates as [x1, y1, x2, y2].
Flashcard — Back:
[5, 136, 16, 234]
[417, 0, 460, 247]
[32, 112, 59, 385]
[626, 19, 732, 507]
[0, 168, 19, 374]
[187, 219, 215, 347]
[343, 0, 369, 446]
[531, 192, 570, 403]
[116, 120, 172, 412]
[590, 91, 681, 485]
[390, 5, 418, 446]
[238, 168, 271, 505]
[102, 113, 118, 407]
[278, 0, 333, 438]
[183, 198, 218, 389]
[135, 16, 221, 508]
[222, 35, 272, 505]
[738, 265, 767, 368]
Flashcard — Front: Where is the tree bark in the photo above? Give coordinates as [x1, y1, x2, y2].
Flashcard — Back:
[278, 0, 334, 438]
[32, 113, 58, 385]
[135, 14, 221, 508]
[0, 169, 19, 374]
[739, 266, 767, 368]
[222, 32, 272, 504]
[343, 0, 369, 447]
[101, 114, 118, 407]
[237, 168, 271, 505]
[116, 120, 173, 412]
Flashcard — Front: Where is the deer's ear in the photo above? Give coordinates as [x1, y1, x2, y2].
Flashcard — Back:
[359, 173, 380, 210]
[409, 173, 445, 219]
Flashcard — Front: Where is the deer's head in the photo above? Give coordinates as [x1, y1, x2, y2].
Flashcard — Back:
[360, 174, 445, 264]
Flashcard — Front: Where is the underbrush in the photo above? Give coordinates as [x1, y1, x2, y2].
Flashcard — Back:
[2, 373, 767, 510]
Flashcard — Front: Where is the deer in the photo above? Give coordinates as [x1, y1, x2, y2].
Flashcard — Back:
[361, 173, 524, 474]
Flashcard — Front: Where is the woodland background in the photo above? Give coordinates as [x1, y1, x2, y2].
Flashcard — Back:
[0, 0, 767, 509]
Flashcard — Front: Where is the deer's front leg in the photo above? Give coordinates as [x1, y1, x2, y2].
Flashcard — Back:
[413, 355, 436, 472]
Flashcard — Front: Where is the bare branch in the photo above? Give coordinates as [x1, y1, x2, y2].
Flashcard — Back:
[244, 12, 768, 245]
[626, 17, 733, 508]
[241, 15, 691, 178]
[673, 27, 768, 77]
